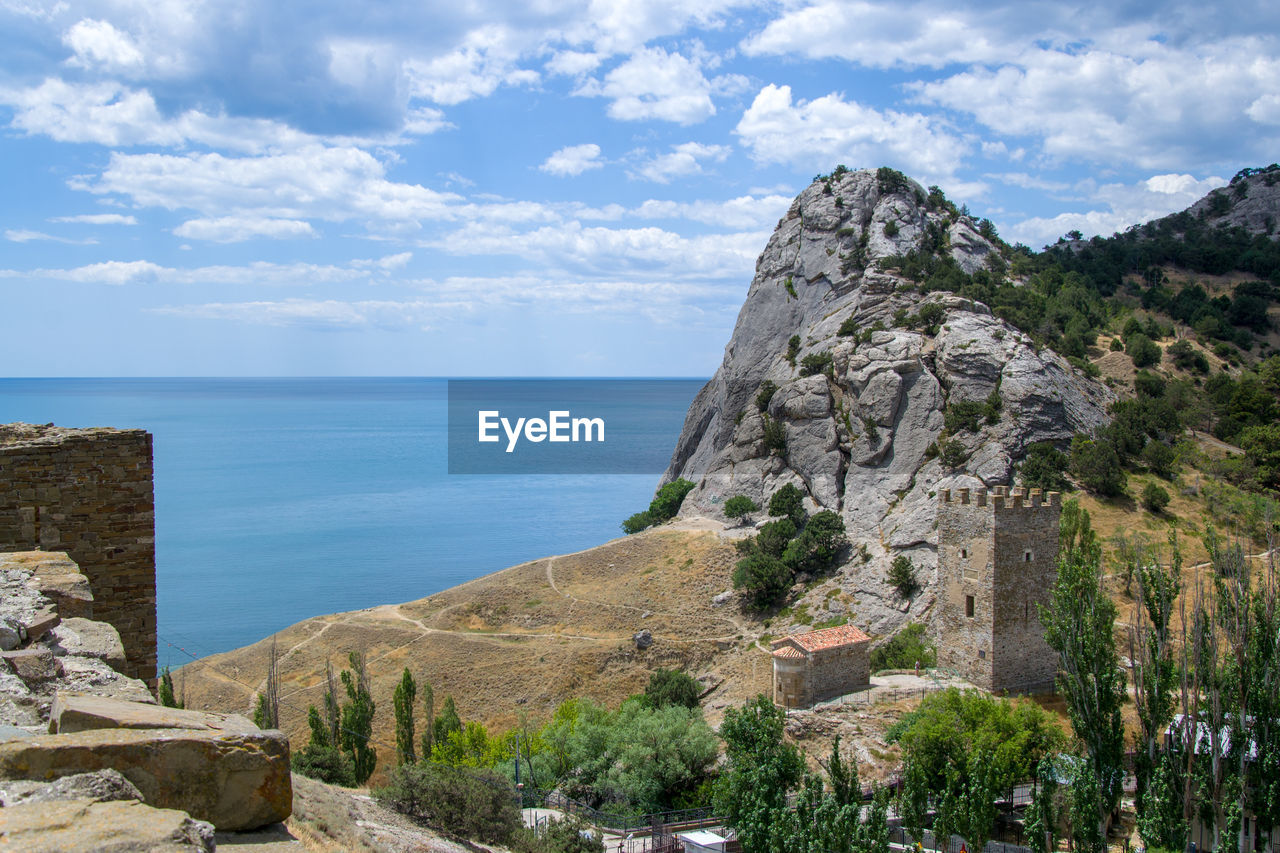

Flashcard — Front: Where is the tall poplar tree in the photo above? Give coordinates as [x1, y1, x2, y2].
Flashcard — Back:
[392, 667, 417, 765]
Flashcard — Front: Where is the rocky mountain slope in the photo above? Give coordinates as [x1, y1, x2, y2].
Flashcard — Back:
[663, 167, 1114, 633]
[1186, 165, 1280, 236]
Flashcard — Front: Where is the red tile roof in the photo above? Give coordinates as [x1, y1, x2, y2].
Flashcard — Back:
[787, 624, 871, 652]
[772, 645, 805, 660]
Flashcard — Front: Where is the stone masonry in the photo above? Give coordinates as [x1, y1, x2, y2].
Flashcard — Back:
[771, 624, 871, 709]
[934, 486, 1060, 693]
[0, 424, 156, 686]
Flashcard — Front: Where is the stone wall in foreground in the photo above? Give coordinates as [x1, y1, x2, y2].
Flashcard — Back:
[0, 424, 155, 685]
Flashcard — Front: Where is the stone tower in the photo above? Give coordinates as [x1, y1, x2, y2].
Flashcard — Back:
[935, 486, 1060, 693]
[0, 424, 156, 686]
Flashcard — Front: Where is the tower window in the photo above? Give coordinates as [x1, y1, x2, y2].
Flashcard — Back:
[965, 595, 975, 618]
[1024, 550, 1033, 562]
[978, 649, 986, 660]
[961, 548, 968, 559]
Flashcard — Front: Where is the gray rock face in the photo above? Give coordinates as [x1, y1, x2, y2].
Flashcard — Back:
[1186, 171, 1280, 237]
[661, 168, 1114, 636]
[0, 768, 143, 807]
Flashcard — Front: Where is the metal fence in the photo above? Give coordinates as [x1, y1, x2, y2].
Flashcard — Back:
[889, 826, 1033, 853]
[537, 790, 719, 834]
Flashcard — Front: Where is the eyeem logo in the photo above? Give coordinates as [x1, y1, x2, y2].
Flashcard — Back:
[447, 379, 701, 474]
[478, 410, 605, 453]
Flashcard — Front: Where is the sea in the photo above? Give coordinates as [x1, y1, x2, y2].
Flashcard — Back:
[0, 378, 706, 667]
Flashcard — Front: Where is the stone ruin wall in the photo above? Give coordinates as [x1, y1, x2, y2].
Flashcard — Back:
[0, 424, 156, 686]
[935, 486, 1060, 693]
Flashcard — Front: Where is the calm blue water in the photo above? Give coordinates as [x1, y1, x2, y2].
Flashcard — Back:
[0, 378, 704, 665]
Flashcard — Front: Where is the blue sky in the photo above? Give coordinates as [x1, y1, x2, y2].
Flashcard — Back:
[1, 0, 1277, 377]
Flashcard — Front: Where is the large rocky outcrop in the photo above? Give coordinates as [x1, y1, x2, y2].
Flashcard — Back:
[0, 551, 291, 836]
[662, 168, 1113, 634]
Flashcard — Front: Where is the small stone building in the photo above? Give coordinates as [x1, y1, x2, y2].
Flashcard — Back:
[771, 624, 871, 709]
[934, 486, 1060, 693]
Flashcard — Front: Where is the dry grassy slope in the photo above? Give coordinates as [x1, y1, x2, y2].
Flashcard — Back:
[178, 527, 775, 784]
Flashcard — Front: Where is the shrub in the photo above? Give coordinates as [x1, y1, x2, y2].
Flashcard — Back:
[1167, 339, 1209, 373]
[944, 399, 986, 433]
[837, 315, 859, 337]
[376, 763, 522, 845]
[622, 511, 654, 535]
[888, 555, 920, 600]
[1142, 482, 1171, 513]
[884, 220, 900, 238]
[1126, 333, 1162, 368]
[939, 439, 968, 468]
[786, 335, 801, 366]
[516, 817, 605, 853]
[799, 351, 833, 377]
[1070, 434, 1126, 496]
[650, 478, 696, 522]
[1110, 337, 1125, 352]
[870, 622, 935, 672]
[755, 518, 798, 558]
[733, 552, 793, 610]
[782, 510, 847, 574]
[292, 741, 357, 787]
[862, 417, 880, 444]
[768, 483, 807, 526]
[784, 276, 797, 299]
[724, 495, 759, 525]
[1141, 440, 1178, 480]
[915, 302, 945, 332]
[644, 669, 701, 710]
[1019, 442, 1070, 492]
[755, 380, 778, 412]
[762, 416, 787, 455]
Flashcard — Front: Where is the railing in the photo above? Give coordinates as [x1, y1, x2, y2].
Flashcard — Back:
[889, 826, 1032, 853]
[536, 790, 719, 834]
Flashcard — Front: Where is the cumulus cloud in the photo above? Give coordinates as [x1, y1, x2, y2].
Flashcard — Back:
[3, 259, 373, 287]
[735, 84, 969, 179]
[629, 142, 729, 183]
[912, 38, 1280, 170]
[576, 47, 717, 124]
[173, 216, 317, 242]
[540, 143, 605, 177]
[63, 18, 145, 70]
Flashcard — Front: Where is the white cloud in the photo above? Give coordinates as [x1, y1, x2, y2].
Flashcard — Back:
[75, 146, 461, 226]
[735, 84, 969, 179]
[4, 259, 374, 287]
[426, 221, 764, 279]
[546, 50, 602, 76]
[630, 142, 729, 183]
[985, 172, 1071, 191]
[577, 47, 717, 125]
[741, 1, 1014, 69]
[405, 25, 539, 106]
[5, 229, 97, 244]
[1003, 172, 1225, 248]
[630, 194, 792, 229]
[48, 213, 138, 225]
[540, 143, 605, 177]
[63, 18, 145, 70]
[173, 216, 317, 242]
[913, 38, 1280, 170]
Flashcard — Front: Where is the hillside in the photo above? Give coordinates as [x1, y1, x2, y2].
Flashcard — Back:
[180, 163, 1280, 794]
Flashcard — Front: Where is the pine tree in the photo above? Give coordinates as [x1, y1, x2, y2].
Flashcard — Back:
[158, 665, 183, 709]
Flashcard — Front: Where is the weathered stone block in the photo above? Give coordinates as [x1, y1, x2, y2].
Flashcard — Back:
[50, 693, 257, 735]
[0, 768, 142, 807]
[2, 648, 62, 684]
[0, 727, 291, 831]
[48, 619, 126, 673]
[0, 797, 215, 852]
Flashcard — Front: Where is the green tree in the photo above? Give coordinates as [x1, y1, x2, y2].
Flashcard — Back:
[644, 668, 701, 710]
[420, 681, 435, 760]
[1069, 434, 1126, 496]
[292, 704, 356, 786]
[1039, 501, 1125, 839]
[724, 495, 759, 526]
[715, 695, 806, 853]
[435, 694, 463, 747]
[782, 510, 847, 574]
[869, 622, 935, 672]
[887, 554, 919, 600]
[1126, 332, 1162, 368]
[733, 552, 793, 610]
[158, 666, 183, 709]
[649, 478, 695, 521]
[939, 438, 968, 468]
[393, 667, 417, 765]
[1141, 482, 1170, 512]
[767, 483, 807, 526]
[621, 510, 654, 534]
[1019, 442, 1070, 492]
[376, 762, 523, 845]
[340, 651, 378, 785]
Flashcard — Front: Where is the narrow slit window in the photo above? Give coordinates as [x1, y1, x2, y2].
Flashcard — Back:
[1024, 550, 1033, 562]
[961, 547, 968, 559]
[965, 595, 975, 618]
